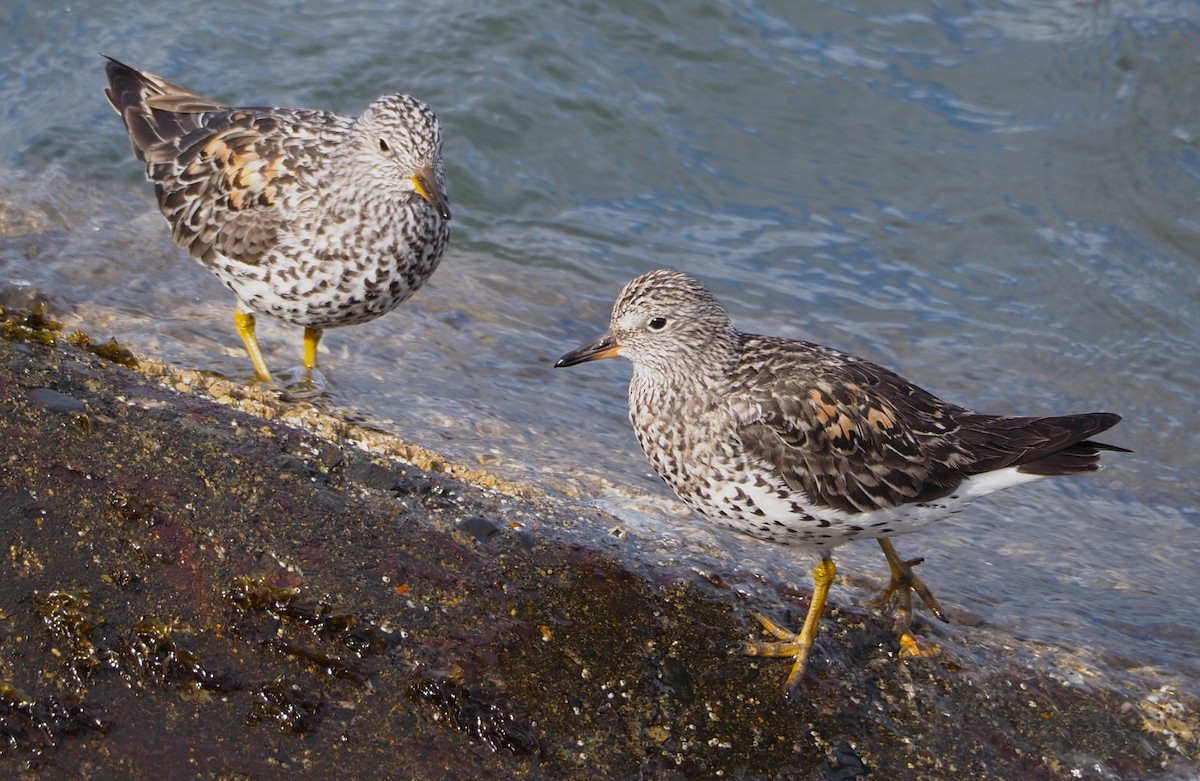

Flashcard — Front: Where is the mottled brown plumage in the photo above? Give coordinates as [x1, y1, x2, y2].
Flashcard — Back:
[104, 56, 451, 380]
[557, 268, 1126, 690]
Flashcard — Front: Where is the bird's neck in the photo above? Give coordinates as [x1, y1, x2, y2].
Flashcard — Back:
[630, 338, 739, 408]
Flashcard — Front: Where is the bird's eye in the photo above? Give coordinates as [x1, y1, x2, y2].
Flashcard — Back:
[379, 139, 390, 153]
[648, 316, 668, 331]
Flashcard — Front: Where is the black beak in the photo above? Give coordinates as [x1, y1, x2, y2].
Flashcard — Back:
[555, 330, 622, 367]
[412, 168, 451, 220]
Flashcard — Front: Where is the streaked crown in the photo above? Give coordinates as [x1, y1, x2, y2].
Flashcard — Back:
[610, 269, 738, 373]
[356, 94, 442, 161]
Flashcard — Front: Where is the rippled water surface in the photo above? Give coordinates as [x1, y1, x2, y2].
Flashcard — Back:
[2, 0, 1198, 705]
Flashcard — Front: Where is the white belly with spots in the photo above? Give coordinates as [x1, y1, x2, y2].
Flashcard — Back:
[681, 465, 1044, 550]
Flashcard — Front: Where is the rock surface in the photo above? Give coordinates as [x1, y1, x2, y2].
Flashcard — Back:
[0, 304, 1195, 780]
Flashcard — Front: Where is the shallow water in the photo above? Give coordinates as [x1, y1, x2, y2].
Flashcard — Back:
[2, 0, 1198, 707]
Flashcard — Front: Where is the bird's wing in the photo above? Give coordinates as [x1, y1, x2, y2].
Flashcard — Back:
[146, 109, 346, 266]
[105, 57, 346, 266]
[732, 338, 972, 514]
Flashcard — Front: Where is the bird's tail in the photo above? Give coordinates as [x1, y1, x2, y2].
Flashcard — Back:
[1017, 436, 1130, 476]
[961, 411, 1129, 477]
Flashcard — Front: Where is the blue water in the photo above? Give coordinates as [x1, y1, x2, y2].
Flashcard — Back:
[2, 0, 1198, 717]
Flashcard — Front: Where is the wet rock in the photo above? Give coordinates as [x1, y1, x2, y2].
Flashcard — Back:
[27, 387, 85, 415]
[247, 678, 323, 734]
[822, 742, 870, 781]
[409, 670, 541, 756]
[344, 461, 403, 491]
[0, 306, 1196, 780]
[455, 515, 502, 543]
[0, 683, 108, 757]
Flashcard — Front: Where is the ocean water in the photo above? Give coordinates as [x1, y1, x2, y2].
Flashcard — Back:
[1, 0, 1198, 708]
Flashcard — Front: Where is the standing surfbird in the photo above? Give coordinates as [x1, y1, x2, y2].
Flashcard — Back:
[104, 56, 451, 381]
[556, 269, 1126, 691]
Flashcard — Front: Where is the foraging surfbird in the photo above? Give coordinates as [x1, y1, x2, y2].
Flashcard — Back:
[556, 268, 1125, 691]
[104, 56, 451, 381]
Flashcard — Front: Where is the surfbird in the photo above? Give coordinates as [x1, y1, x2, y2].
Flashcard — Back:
[104, 56, 451, 381]
[556, 268, 1126, 691]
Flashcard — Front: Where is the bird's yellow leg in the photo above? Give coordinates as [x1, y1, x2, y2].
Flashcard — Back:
[234, 310, 272, 382]
[870, 538, 946, 657]
[303, 326, 323, 372]
[740, 556, 836, 690]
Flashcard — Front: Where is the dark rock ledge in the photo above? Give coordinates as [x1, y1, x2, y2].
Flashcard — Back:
[0, 303, 1196, 780]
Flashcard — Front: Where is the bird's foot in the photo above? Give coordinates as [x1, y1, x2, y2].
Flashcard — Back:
[737, 612, 817, 692]
[897, 629, 937, 659]
[737, 557, 837, 693]
[869, 539, 948, 632]
[869, 539, 947, 660]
